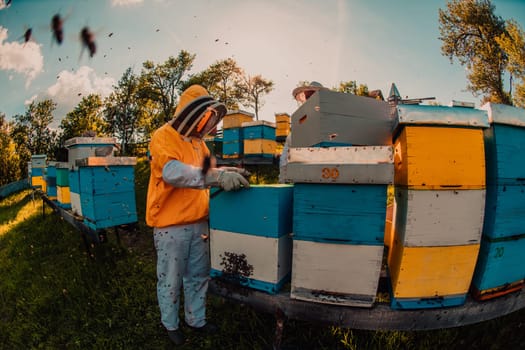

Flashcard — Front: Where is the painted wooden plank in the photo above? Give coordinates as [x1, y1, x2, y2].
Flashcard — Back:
[291, 89, 393, 147]
[68, 170, 80, 194]
[481, 102, 525, 127]
[70, 192, 82, 216]
[285, 146, 394, 184]
[471, 234, 525, 296]
[483, 183, 525, 239]
[484, 124, 525, 185]
[394, 188, 485, 246]
[390, 294, 467, 310]
[31, 176, 46, 192]
[388, 242, 480, 298]
[394, 126, 486, 189]
[394, 104, 489, 129]
[290, 240, 384, 307]
[78, 166, 135, 195]
[210, 185, 294, 237]
[293, 184, 387, 245]
[31, 167, 43, 176]
[0, 180, 30, 199]
[210, 229, 292, 294]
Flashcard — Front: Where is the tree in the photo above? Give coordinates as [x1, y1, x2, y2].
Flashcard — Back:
[335, 81, 369, 96]
[104, 68, 145, 155]
[59, 94, 107, 143]
[496, 20, 525, 107]
[0, 113, 21, 185]
[236, 74, 274, 120]
[12, 100, 57, 156]
[200, 58, 244, 110]
[140, 51, 196, 123]
[438, 0, 511, 104]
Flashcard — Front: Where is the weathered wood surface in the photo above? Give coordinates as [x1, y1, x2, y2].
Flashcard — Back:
[0, 179, 30, 199]
[209, 280, 525, 331]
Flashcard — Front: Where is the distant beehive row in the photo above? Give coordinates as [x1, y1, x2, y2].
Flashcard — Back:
[217, 110, 291, 159]
[30, 137, 138, 233]
[209, 89, 525, 310]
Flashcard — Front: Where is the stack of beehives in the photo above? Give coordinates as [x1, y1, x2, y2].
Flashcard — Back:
[44, 161, 57, 200]
[471, 103, 525, 300]
[209, 185, 294, 294]
[65, 137, 137, 231]
[285, 89, 395, 307]
[30, 154, 47, 192]
[55, 162, 71, 209]
[388, 104, 488, 309]
[242, 120, 277, 158]
[275, 113, 291, 142]
[221, 110, 253, 158]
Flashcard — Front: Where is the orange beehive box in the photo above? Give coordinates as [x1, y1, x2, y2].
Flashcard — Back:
[222, 110, 254, 129]
[394, 126, 485, 189]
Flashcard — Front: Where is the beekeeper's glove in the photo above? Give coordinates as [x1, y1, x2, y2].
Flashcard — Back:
[205, 168, 250, 191]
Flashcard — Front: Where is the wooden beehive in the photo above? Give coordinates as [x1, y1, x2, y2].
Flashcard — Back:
[293, 183, 388, 245]
[45, 162, 57, 200]
[243, 139, 277, 157]
[222, 110, 254, 129]
[64, 137, 117, 170]
[209, 185, 293, 294]
[275, 113, 291, 140]
[75, 157, 138, 230]
[31, 154, 47, 168]
[471, 234, 525, 300]
[55, 163, 71, 208]
[68, 169, 82, 216]
[481, 103, 525, 239]
[56, 186, 71, 208]
[222, 141, 242, 158]
[242, 120, 276, 140]
[393, 188, 485, 247]
[388, 241, 480, 309]
[284, 146, 394, 184]
[290, 240, 384, 307]
[394, 126, 486, 189]
[290, 89, 393, 147]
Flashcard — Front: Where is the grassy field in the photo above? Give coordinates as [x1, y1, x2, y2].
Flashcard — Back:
[0, 160, 524, 349]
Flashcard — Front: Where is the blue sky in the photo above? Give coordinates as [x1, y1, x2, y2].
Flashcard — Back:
[1, 0, 525, 127]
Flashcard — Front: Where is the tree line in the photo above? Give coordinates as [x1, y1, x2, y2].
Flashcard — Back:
[1, 1, 524, 187]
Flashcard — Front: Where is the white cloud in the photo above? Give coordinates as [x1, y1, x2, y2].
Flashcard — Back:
[0, 26, 44, 88]
[24, 94, 37, 106]
[36, 66, 116, 125]
[111, 0, 143, 6]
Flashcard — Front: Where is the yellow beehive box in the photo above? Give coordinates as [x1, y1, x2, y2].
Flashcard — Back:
[244, 139, 277, 155]
[57, 186, 71, 204]
[388, 240, 480, 299]
[31, 176, 46, 192]
[394, 126, 485, 189]
[275, 113, 290, 123]
[222, 110, 254, 129]
[276, 122, 291, 137]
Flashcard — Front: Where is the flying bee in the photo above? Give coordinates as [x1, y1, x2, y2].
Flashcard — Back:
[80, 26, 96, 58]
[23, 28, 32, 43]
[51, 13, 64, 44]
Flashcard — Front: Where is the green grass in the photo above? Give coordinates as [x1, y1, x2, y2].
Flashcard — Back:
[0, 159, 524, 349]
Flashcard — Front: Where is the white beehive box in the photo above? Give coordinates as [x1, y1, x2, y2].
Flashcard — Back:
[64, 137, 117, 169]
[285, 146, 394, 184]
[290, 240, 384, 307]
[210, 229, 292, 294]
[394, 188, 485, 247]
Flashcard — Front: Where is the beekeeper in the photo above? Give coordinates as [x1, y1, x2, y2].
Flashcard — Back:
[146, 84, 250, 345]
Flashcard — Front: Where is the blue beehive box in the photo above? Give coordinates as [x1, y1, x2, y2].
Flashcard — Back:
[222, 141, 243, 158]
[222, 127, 243, 143]
[209, 185, 294, 294]
[293, 183, 388, 245]
[471, 234, 525, 300]
[75, 157, 137, 230]
[45, 162, 57, 199]
[242, 121, 276, 140]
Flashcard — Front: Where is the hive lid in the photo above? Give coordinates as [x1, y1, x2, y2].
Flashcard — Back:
[395, 104, 489, 129]
[64, 137, 118, 148]
[481, 102, 525, 127]
[242, 120, 276, 128]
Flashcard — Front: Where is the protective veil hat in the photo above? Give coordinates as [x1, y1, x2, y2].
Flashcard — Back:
[172, 85, 227, 137]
